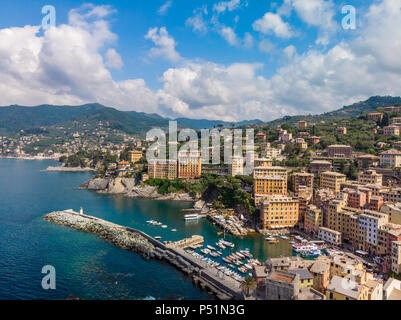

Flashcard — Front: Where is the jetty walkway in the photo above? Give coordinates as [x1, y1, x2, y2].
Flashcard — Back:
[44, 209, 243, 300]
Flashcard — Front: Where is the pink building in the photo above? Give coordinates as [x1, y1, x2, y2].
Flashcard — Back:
[346, 189, 367, 209]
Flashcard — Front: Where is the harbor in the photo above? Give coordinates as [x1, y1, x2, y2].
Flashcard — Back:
[44, 209, 244, 300]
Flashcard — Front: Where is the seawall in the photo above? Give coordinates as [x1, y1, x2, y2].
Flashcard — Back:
[44, 210, 244, 300]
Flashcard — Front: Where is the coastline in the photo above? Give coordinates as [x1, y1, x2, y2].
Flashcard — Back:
[0, 155, 59, 161]
[41, 166, 96, 172]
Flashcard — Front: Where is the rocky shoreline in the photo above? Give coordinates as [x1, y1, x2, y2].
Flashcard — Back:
[80, 177, 196, 202]
[42, 166, 96, 172]
[44, 210, 155, 259]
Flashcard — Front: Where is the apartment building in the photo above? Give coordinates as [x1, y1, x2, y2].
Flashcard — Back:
[229, 156, 243, 177]
[367, 112, 383, 122]
[320, 171, 346, 194]
[309, 160, 332, 176]
[380, 149, 401, 168]
[290, 172, 314, 193]
[384, 125, 400, 137]
[178, 151, 202, 179]
[304, 205, 322, 234]
[357, 170, 382, 185]
[318, 227, 342, 246]
[392, 241, 401, 274]
[359, 211, 389, 254]
[380, 188, 401, 202]
[298, 120, 308, 129]
[357, 155, 380, 169]
[326, 145, 353, 158]
[263, 147, 282, 159]
[335, 127, 347, 135]
[381, 202, 401, 224]
[254, 158, 273, 167]
[254, 166, 287, 205]
[148, 160, 178, 180]
[128, 150, 143, 163]
[259, 195, 299, 230]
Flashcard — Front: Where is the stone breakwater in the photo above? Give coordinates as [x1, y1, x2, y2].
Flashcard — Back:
[44, 210, 155, 259]
[44, 210, 243, 300]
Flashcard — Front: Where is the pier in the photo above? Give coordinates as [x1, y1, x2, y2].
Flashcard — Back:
[44, 209, 244, 300]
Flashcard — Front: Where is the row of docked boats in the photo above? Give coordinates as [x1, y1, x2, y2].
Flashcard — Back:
[184, 249, 245, 282]
[216, 239, 235, 249]
[292, 243, 322, 258]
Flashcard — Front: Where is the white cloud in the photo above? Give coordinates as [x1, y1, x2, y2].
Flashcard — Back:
[218, 26, 239, 46]
[243, 32, 254, 48]
[258, 39, 275, 53]
[185, 6, 208, 34]
[213, 0, 242, 14]
[157, 1, 172, 15]
[105, 48, 123, 69]
[145, 27, 181, 62]
[283, 45, 296, 59]
[252, 12, 293, 38]
[4, 1, 401, 123]
[292, 0, 337, 44]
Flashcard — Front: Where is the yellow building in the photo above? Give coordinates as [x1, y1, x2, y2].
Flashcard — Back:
[290, 172, 314, 193]
[259, 195, 299, 230]
[392, 241, 401, 274]
[357, 170, 382, 185]
[304, 205, 322, 234]
[289, 269, 314, 288]
[320, 171, 346, 194]
[254, 166, 287, 205]
[326, 276, 369, 300]
[381, 203, 401, 225]
[254, 158, 273, 167]
[178, 151, 202, 179]
[148, 160, 178, 180]
[128, 150, 143, 163]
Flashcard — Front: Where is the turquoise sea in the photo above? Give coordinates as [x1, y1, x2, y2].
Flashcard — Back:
[0, 159, 292, 300]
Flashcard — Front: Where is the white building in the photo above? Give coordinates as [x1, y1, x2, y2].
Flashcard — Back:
[229, 156, 243, 177]
[358, 211, 388, 246]
[318, 227, 342, 246]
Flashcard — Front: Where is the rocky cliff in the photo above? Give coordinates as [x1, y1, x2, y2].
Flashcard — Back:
[81, 177, 195, 201]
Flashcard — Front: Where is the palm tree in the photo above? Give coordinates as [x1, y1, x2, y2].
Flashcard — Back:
[240, 275, 257, 297]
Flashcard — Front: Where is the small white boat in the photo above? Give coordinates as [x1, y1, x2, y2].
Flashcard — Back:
[155, 236, 162, 240]
[161, 225, 167, 228]
[207, 245, 216, 251]
[184, 214, 200, 221]
[171, 229, 177, 232]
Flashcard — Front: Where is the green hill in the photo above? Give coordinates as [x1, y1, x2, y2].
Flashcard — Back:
[259, 96, 401, 128]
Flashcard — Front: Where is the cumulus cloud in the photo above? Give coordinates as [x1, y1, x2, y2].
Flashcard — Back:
[253, 12, 294, 38]
[105, 48, 123, 69]
[3, 1, 401, 123]
[145, 27, 181, 62]
[292, 0, 337, 44]
[218, 26, 239, 46]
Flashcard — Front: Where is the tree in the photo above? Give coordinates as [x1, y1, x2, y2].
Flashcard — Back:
[381, 113, 390, 127]
[240, 276, 257, 297]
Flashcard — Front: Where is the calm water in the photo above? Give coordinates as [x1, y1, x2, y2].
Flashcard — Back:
[0, 159, 291, 300]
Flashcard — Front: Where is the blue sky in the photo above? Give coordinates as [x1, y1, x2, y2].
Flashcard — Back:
[0, 0, 398, 121]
